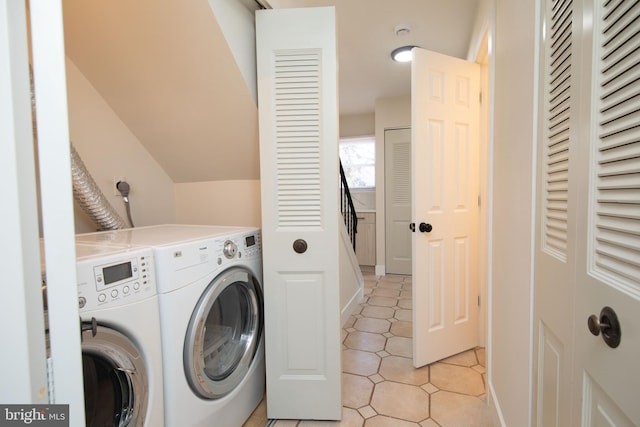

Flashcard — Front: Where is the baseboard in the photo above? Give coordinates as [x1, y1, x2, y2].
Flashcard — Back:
[375, 264, 385, 276]
[341, 285, 364, 326]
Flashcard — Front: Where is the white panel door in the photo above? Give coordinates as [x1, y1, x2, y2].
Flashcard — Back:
[385, 128, 412, 275]
[411, 48, 480, 367]
[572, 0, 639, 424]
[256, 7, 342, 420]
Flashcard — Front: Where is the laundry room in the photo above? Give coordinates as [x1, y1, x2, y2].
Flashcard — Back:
[12, 0, 640, 425]
[15, 1, 365, 425]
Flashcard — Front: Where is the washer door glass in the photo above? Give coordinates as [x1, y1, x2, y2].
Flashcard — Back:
[81, 322, 148, 427]
[184, 267, 263, 399]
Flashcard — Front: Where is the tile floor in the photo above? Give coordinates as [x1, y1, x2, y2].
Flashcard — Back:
[243, 272, 493, 427]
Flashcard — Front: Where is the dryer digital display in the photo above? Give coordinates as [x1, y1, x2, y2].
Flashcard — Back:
[245, 235, 256, 247]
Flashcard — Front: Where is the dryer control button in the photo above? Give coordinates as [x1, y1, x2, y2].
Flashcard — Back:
[98, 293, 106, 303]
[111, 289, 118, 298]
[133, 282, 140, 290]
[123, 286, 130, 294]
[223, 240, 238, 259]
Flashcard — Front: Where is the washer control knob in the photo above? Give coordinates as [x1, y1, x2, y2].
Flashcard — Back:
[223, 240, 238, 259]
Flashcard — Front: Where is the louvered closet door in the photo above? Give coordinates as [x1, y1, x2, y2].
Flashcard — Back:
[256, 7, 342, 421]
[571, 0, 640, 424]
[385, 128, 412, 275]
[533, 0, 578, 425]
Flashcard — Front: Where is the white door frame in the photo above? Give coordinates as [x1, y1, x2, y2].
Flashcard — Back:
[476, 29, 492, 350]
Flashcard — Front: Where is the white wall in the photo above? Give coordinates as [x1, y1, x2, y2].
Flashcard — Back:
[207, 0, 258, 103]
[339, 112, 374, 137]
[373, 96, 411, 275]
[65, 58, 176, 233]
[175, 179, 262, 227]
[489, 0, 536, 425]
[339, 219, 364, 326]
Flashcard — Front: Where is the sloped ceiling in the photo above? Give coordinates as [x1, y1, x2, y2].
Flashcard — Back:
[62, 1, 480, 182]
[62, 0, 259, 183]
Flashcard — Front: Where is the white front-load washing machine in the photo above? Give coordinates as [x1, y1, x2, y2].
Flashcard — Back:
[73, 240, 164, 427]
[77, 225, 265, 427]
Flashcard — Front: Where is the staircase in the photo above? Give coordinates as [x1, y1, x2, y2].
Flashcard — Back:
[340, 160, 358, 250]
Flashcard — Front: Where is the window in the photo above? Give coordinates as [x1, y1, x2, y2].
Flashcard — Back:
[339, 136, 375, 188]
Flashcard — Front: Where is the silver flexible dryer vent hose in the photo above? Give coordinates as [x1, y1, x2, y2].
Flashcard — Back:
[30, 65, 126, 231]
[70, 145, 128, 230]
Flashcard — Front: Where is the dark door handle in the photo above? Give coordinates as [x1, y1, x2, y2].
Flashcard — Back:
[293, 239, 308, 254]
[419, 223, 433, 233]
[587, 306, 621, 348]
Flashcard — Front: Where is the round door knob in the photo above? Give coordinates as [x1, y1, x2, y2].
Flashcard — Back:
[293, 239, 308, 254]
[587, 306, 621, 349]
[419, 222, 433, 233]
[587, 315, 604, 336]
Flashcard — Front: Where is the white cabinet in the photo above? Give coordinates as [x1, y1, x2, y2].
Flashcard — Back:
[355, 212, 375, 266]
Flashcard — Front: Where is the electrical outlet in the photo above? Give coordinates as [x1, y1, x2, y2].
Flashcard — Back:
[113, 176, 127, 196]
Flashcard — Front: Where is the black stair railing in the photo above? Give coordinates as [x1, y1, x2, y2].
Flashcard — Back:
[340, 160, 358, 251]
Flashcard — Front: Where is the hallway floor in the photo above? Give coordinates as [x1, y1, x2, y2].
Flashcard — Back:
[244, 272, 493, 427]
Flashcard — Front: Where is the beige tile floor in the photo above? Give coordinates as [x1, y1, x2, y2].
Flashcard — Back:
[243, 272, 493, 427]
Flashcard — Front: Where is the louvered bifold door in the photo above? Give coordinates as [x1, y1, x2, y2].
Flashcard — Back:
[572, 0, 640, 424]
[256, 7, 342, 421]
[533, 0, 578, 425]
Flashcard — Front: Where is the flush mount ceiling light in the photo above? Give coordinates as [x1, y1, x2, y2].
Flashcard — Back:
[391, 24, 416, 62]
[391, 45, 416, 62]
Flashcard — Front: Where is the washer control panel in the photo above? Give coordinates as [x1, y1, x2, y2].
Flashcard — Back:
[76, 246, 156, 311]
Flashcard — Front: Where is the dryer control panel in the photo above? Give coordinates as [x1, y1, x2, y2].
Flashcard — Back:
[215, 230, 261, 265]
[76, 246, 156, 311]
[241, 231, 261, 259]
[151, 227, 262, 294]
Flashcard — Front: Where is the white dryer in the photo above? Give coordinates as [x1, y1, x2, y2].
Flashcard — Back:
[74, 241, 164, 427]
[77, 225, 265, 427]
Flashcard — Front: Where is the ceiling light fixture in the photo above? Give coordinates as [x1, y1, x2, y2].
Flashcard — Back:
[391, 45, 416, 63]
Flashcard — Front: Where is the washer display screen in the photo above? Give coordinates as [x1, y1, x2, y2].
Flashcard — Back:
[103, 262, 133, 285]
